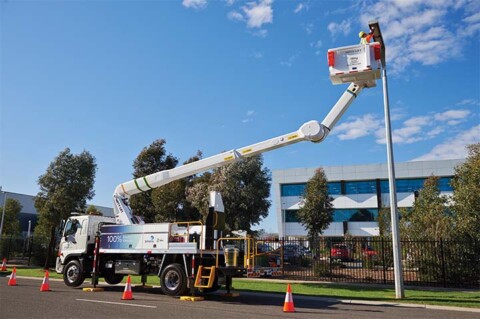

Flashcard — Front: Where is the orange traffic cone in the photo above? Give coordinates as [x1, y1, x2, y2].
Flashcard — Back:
[8, 267, 17, 286]
[121, 275, 134, 300]
[40, 270, 51, 292]
[1, 258, 7, 271]
[283, 283, 295, 313]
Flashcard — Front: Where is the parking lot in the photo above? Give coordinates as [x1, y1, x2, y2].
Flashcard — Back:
[1, 276, 479, 319]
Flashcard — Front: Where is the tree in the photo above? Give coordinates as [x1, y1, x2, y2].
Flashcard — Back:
[296, 168, 334, 242]
[34, 148, 96, 269]
[130, 139, 178, 222]
[186, 172, 212, 219]
[201, 155, 271, 233]
[451, 143, 480, 242]
[0, 198, 22, 235]
[403, 175, 452, 241]
[151, 150, 203, 223]
[86, 205, 103, 216]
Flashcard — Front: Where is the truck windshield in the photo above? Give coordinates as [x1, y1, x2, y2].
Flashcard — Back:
[64, 219, 79, 236]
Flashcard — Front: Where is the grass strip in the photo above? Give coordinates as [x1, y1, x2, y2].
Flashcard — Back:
[231, 279, 480, 309]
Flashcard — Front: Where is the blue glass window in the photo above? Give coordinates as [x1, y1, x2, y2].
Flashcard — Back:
[281, 184, 305, 197]
[333, 208, 378, 222]
[439, 177, 453, 191]
[284, 208, 378, 223]
[285, 210, 300, 223]
[381, 177, 453, 193]
[282, 182, 343, 196]
[345, 181, 376, 194]
[328, 182, 342, 195]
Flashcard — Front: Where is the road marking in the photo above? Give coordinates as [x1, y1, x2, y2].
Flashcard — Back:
[76, 299, 157, 308]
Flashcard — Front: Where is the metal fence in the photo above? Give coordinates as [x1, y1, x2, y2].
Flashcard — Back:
[257, 237, 480, 289]
[1, 235, 478, 289]
[0, 235, 52, 266]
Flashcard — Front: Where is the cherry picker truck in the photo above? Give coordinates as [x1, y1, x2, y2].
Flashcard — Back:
[55, 41, 382, 297]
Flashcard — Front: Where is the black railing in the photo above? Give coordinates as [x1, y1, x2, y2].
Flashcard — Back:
[257, 237, 479, 289]
[1, 235, 478, 288]
[0, 235, 52, 267]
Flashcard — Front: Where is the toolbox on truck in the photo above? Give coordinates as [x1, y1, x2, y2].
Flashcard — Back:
[328, 42, 382, 85]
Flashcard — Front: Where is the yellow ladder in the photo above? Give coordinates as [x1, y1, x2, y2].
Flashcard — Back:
[194, 266, 216, 288]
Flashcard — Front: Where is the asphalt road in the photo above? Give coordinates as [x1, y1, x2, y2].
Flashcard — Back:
[0, 277, 478, 319]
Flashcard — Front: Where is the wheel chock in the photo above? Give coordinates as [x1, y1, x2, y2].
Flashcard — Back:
[82, 287, 105, 292]
[180, 296, 205, 301]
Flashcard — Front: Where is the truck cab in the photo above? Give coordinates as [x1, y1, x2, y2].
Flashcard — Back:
[56, 214, 115, 286]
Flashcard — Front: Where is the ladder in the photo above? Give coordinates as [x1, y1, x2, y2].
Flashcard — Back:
[194, 266, 216, 288]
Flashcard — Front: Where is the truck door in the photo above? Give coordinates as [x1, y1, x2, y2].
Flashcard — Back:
[61, 218, 88, 256]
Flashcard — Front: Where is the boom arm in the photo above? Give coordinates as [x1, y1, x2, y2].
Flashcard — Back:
[114, 82, 365, 225]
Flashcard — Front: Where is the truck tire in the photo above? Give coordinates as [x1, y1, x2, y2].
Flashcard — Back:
[104, 272, 124, 285]
[160, 263, 188, 296]
[63, 260, 85, 287]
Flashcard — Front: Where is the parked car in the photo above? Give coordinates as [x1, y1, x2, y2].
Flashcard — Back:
[256, 243, 273, 253]
[282, 244, 311, 262]
[330, 244, 353, 262]
[362, 246, 377, 258]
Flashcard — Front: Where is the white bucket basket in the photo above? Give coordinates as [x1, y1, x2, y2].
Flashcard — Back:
[328, 42, 382, 86]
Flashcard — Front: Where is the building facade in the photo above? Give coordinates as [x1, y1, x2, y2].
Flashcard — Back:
[272, 159, 463, 238]
[0, 191, 113, 237]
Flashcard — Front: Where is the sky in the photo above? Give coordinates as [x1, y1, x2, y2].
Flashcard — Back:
[1, 0, 479, 233]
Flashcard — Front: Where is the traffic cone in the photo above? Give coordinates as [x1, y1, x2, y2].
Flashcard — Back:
[121, 275, 134, 300]
[8, 267, 17, 286]
[0, 258, 7, 271]
[40, 270, 51, 292]
[283, 283, 295, 313]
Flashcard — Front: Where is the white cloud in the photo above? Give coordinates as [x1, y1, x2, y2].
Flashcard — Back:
[403, 116, 430, 127]
[310, 39, 322, 55]
[327, 20, 351, 38]
[434, 109, 470, 124]
[456, 98, 479, 106]
[294, 3, 308, 14]
[302, 23, 314, 34]
[242, 110, 255, 123]
[182, 0, 208, 10]
[334, 114, 383, 140]
[225, 0, 236, 6]
[252, 52, 263, 59]
[242, 0, 273, 29]
[251, 29, 268, 38]
[411, 125, 480, 161]
[280, 53, 299, 67]
[357, 1, 480, 74]
[228, 11, 244, 22]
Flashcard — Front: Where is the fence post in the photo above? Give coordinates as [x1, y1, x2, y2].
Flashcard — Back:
[27, 237, 33, 266]
[7, 235, 13, 259]
[440, 239, 446, 288]
[328, 238, 333, 282]
[381, 237, 387, 284]
[281, 237, 285, 278]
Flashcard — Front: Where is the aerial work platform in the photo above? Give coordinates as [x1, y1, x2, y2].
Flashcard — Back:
[328, 42, 382, 86]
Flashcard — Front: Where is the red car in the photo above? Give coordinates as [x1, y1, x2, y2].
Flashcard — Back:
[362, 246, 377, 258]
[330, 244, 353, 261]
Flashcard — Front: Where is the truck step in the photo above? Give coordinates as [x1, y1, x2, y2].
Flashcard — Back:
[194, 265, 216, 289]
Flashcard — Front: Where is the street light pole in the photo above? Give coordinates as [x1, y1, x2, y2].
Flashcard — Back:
[0, 189, 7, 236]
[369, 21, 405, 299]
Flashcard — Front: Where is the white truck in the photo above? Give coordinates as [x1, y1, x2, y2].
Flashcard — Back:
[55, 42, 382, 297]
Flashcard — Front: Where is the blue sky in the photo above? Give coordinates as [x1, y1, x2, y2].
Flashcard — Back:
[1, 0, 479, 233]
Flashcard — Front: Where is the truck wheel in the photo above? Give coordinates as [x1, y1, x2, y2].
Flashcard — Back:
[104, 272, 124, 285]
[160, 263, 188, 296]
[63, 260, 85, 287]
